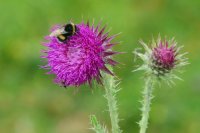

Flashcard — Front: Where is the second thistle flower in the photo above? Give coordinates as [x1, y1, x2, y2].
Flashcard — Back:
[134, 36, 188, 82]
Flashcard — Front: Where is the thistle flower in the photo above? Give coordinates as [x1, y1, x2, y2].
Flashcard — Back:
[134, 36, 188, 83]
[42, 21, 119, 87]
[134, 36, 188, 133]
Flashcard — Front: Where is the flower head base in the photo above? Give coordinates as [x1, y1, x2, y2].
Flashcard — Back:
[134, 36, 188, 83]
[42, 21, 119, 87]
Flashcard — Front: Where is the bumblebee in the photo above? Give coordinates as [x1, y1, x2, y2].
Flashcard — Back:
[50, 23, 77, 42]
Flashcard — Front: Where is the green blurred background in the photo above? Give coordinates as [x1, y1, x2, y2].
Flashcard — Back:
[0, 0, 200, 133]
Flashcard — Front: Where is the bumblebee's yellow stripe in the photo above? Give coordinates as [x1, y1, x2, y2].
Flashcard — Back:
[58, 35, 66, 40]
[71, 23, 75, 34]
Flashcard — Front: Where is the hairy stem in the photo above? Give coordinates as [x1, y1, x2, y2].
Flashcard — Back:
[103, 67, 121, 133]
[90, 115, 108, 133]
[139, 76, 154, 133]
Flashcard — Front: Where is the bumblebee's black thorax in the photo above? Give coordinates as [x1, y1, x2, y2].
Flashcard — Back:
[57, 23, 77, 42]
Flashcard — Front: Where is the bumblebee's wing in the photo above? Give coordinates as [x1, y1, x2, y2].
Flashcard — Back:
[49, 28, 66, 37]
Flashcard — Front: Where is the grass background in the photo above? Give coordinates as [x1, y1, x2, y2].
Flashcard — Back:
[0, 0, 200, 133]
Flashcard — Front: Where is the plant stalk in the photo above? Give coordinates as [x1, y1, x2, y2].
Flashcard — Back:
[103, 68, 121, 133]
[139, 75, 154, 133]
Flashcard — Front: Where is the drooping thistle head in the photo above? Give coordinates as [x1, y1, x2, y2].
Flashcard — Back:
[134, 36, 188, 84]
[41, 20, 120, 87]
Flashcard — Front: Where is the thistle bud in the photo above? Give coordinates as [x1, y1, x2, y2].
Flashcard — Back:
[134, 36, 188, 82]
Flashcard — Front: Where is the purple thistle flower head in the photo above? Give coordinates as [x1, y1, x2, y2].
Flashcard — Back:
[42, 21, 119, 87]
[134, 35, 188, 82]
[152, 40, 176, 72]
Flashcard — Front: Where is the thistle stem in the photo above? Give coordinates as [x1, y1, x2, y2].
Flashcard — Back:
[103, 68, 121, 133]
[139, 75, 154, 133]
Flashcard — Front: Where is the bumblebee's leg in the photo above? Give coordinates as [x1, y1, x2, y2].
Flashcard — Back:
[63, 85, 67, 88]
[62, 81, 67, 88]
